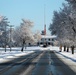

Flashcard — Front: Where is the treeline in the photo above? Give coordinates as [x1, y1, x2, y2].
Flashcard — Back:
[49, 0, 76, 54]
[0, 16, 41, 52]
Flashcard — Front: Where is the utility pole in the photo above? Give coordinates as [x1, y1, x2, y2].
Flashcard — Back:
[5, 24, 9, 52]
[3, 17, 9, 52]
[9, 25, 14, 52]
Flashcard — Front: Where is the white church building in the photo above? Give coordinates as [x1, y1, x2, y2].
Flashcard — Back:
[38, 35, 56, 46]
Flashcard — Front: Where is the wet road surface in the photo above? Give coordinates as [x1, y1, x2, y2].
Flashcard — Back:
[32, 51, 50, 75]
[0, 51, 43, 75]
[49, 51, 76, 75]
[0, 50, 76, 75]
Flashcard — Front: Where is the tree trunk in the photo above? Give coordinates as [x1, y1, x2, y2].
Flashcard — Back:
[59, 45, 62, 52]
[64, 45, 66, 51]
[67, 47, 69, 52]
[21, 39, 25, 52]
[71, 45, 74, 54]
[21, 44, 24, 52]
[25, 43, 26, 49]
[21, 47, 24, 52]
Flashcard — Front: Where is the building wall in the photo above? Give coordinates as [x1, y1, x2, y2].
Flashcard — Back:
[38, 36, 56, 46]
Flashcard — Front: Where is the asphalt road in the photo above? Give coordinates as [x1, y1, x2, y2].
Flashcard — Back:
[32, 50, 50, 75]
[0, 51, 43, 75]
[49, 51, 76, 75]
[0, 50, 76, 75]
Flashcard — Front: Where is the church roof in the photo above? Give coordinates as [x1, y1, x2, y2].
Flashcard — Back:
[41, 35, 56, 38]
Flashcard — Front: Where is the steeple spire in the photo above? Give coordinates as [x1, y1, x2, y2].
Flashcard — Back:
[41, 4, 46, 35]
[44, 4, 46, 35]
[44, 24, 46, 35]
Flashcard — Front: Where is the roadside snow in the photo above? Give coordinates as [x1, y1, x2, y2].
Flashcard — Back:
[0, 46, 76, 65]
[0, 46, 40, 63]
[50, 46, 76, 61]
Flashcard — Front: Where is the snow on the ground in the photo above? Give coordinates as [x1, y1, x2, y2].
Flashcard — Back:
[50, 46, 76, 61]
[50, 46, 76, 73]
[0, 46, 40, 63]
[0, 46, 76, 64]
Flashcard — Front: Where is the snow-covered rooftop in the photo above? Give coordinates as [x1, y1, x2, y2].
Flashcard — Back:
[41, 35, 56, 38]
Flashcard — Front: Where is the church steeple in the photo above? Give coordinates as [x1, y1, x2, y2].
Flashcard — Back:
[44, 24, 46, 35]
[44, 4, 46, 35]
[41, 4, 46, 35]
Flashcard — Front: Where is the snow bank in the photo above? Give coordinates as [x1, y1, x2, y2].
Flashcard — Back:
[0, 47, 38, 63]
[50, 46, 76, 62]
[0, 46, 76, 64]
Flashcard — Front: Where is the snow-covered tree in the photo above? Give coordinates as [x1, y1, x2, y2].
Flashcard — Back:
[66, 0, 76, 7]
[0, 16, 9, 49]
[13, 19, 34, 51]
[33, 30, 41, 45]
[49, 3, 76, 48]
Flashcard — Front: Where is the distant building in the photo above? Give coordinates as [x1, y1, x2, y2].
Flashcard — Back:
[39, 12, 56, 46]
[38, 35, 56, 46]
